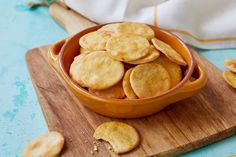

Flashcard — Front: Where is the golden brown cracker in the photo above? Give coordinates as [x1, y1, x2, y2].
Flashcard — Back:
[151, 38, 187, 66]
[22, 131, 64, 157]
[93, 121, 140, 154]
[126, 45, 160, 64]
[155, 55, 182, 87]
[130, 63, 171, 98]
[77, 51, 124, 90]
[223, 71, 236, 89]
[106, 34, 150, 61]
[69, 53, 88, 87]
[224, 59, 236, 73]
[79, 31, 111, 51]
[116, 22, 154, 40]
[88, 81, 125, 99]
[122, 68, 138, 99]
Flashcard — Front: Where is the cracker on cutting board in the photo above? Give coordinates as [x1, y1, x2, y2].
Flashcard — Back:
[130, 63, 171, 98]
[22, 131, 64, 157]
[151, 38, 187, 66]
[93, 121, 140, 154]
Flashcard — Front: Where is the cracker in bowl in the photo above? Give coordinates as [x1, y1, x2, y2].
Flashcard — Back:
[79, 31, 112, 51]
[106, 34, 150, 62]
[130, 63, 171, 98]
[155, 55, 182, 88]
[126, 45, 160, 64]
[88, 81, 125, 99]
[77, 51, 124, 90]
[224, 59, 236, 73]
[152, 38, 187, 66]
[123, 68, 138, 99]
[116, 22, 155, 40]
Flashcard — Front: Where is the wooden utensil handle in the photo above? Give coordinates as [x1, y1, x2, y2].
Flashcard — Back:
[49, 3, 96, 35]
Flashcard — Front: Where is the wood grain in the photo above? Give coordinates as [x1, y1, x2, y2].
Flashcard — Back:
[49, 3, 96, 35]
[26, 46, 236, 157]
[25, 2, 236, 156]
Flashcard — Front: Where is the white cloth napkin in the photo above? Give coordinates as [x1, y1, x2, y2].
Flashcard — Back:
[65, 0, 236, 49]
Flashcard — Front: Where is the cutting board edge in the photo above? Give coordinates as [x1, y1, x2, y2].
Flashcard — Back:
[25, 47, 236, 157]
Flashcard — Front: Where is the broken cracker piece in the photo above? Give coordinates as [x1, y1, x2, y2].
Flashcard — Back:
[93, 121, 140, 154]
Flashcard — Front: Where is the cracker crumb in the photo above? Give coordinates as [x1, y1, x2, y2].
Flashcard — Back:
[90, 150, 94, 155]
[93, 145, 98, 152]
[108, 146, 113, 150]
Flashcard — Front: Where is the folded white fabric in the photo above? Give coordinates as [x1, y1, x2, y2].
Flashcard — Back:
[65, 0, 236, 49]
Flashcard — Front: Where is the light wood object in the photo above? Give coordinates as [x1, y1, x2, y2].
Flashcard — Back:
[25, 3, 236, 156]
[49, 3, 96, 35]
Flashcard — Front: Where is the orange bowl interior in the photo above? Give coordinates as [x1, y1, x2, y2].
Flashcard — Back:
[58, 24, 195, 102]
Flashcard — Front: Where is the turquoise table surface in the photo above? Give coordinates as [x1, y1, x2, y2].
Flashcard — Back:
[0, 1, 235, 157]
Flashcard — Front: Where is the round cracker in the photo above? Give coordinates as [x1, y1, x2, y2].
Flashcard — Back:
[77, 51, 124, 90]
[93, 121, 140, 154]
[79, 31, 111, 51]
[223, 71, 236, 89]
[80, 47, 91, 54]
[224, 59, 236, 73]
[88, 81, 125, 99]
[130, 63, 171, 98]
[70, 53, 88, 87]
[151, 38, 187, 66]
[116, 22, 154, 40]
[155, 55, 182, 87]
[106, 34, 150, 61]
[97, 23, 120, 32]
[123, 68, 138, 99]
[126, 45, 160, 64]
[22, 131, 64, 157]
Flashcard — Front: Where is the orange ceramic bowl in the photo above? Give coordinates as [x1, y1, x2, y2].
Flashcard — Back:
[48, 23, 207, 118]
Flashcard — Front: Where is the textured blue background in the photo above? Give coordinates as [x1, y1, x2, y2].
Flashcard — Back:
[0, 0, 235, 156]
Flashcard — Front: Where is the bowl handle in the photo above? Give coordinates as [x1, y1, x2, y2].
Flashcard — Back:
[179, 63, 207, 94]
[48, 39, 66, 70]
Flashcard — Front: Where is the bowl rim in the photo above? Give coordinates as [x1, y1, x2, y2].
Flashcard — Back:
[58, 22, 196, 103]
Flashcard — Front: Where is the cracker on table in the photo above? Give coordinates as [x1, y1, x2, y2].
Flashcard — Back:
[126, 45, 160, 64]
[22, 131, 64, 157]
[79, 31, 112, 51]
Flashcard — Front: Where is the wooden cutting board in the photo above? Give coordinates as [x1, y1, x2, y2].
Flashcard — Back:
[25, 3, 236, 157]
